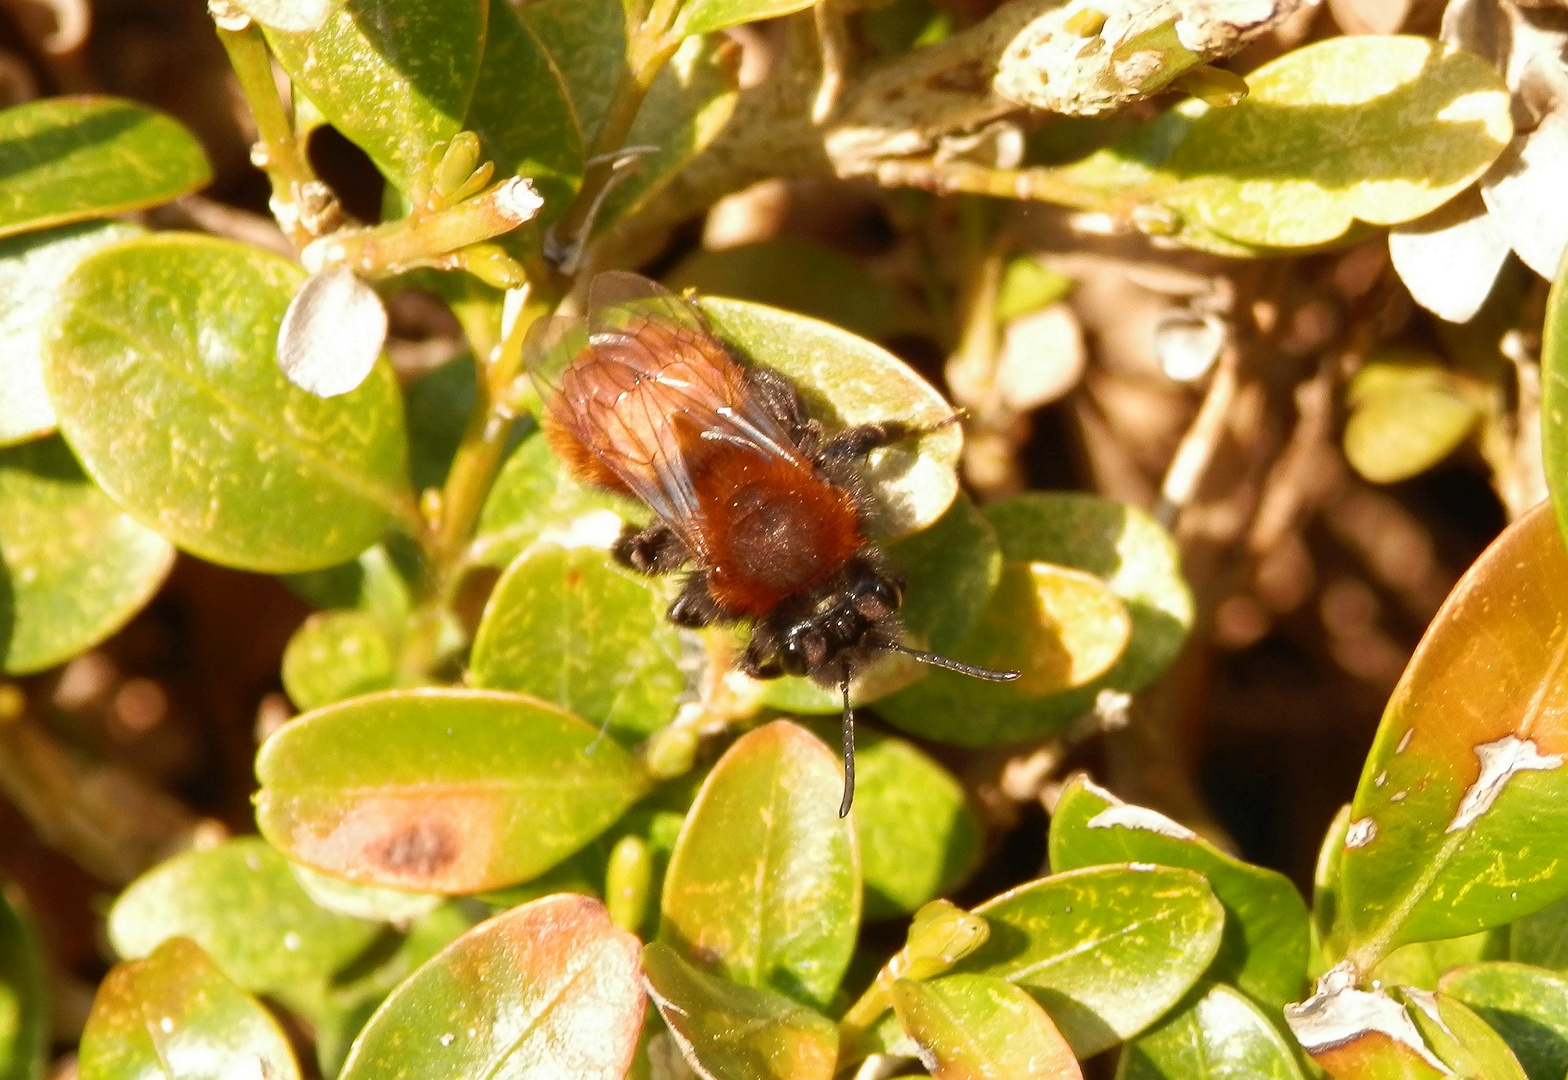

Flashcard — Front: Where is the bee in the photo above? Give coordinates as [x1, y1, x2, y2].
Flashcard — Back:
[530, 272, 1018, 815]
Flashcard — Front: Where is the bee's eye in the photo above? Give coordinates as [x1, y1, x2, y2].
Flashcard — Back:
[852, 578, 902, 618]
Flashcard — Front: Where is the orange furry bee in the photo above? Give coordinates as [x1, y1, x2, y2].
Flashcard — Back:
[530, 272, 1017, 815]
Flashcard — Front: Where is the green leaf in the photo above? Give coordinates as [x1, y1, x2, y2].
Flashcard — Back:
[0, 885, 46, 1080]
[44, 233, 413, 573]
[664, 238, 918, 341]
[891, 973, 1083, 1080]
[282, 610, 398, 711]
[880, 493, 1192, 746]
[1441, 962, 1568, 1080]
[1344, 351, 1482, 484]
[659, 720, 859, 1011]
[283, 543, 415, 638]
[0, 97, 211, 239]
[836, 726, 982, 921]
[288, 862, 442, 925]
[960, 865, 1225, 1058]
[1158, 37, 1512, 248]
[1339, 501, 1568, 959]
[0, 437, 174, 674]
[255, 688, 651, 892]
[470, 544, 684, 741]
[1401, 988, 1528, 1080]
[643, 941, 839, 1080]
[265, 0, 484, 191]
[758, 493, 1001, 714]
[0, 221, 142, 446]
[404, 354, 477, 493]
[994, 257, 1074, 324]
[1544, 243, 1568, 549]
[339, 895, 643, 1080]
[1511, 893, 1568, 973]
[678, 0, 821, 35]
[1371, 929, 1508, 992]
[79, 937, 301, 1080]
[107, 837, 382, 994]
[462, 2, 583, 218]
[517, 0, 623, 147]
[1118, 983, 1305, 1080]
[1049, 775, 1309, 1010]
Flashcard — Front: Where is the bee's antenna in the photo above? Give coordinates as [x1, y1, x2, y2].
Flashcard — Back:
[838, 667, 855, 819]
[880, 640, 1021, 682]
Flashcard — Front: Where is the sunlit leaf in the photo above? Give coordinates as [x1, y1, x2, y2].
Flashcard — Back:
[1543, 246, 1568, 549]
[1370, 928, 1507, 992]
[470, 543, 684, 742]
[0, 437, 174, 674]
[256, 688, 650, 892]
[0, 221, 141, 446]
[0, 885, 46, 1080]
[1343, 350, 1482, 485]
[79, 937, 301, 1080]
[44, 234, 413, 572]
[339, 895, 643, 1080]
[265, 0, 484, 191]
[1388, 187, 1512, 325]
[643, 941, 838, 1080]
[107, 837, 381, 995]
[891, 973, 1083, 1080]
[288, 862, 442, 925]
[959, 865, 1225, 1058]
[660, 720, 859, 1011]
[283, 543, 415, 638]
[1339, 502, 1568, 958]
[881, 493, 1192, 745]
[1402, 988, 1528, 1080]
[0, 97, 210, 239]
[678, 0, 820, 34]
[1442, 962, 1568, 1080]
[1049, 775, 1309, 1010]
[282, 609, 398, 711]
[1119, 983, 1305, 1080]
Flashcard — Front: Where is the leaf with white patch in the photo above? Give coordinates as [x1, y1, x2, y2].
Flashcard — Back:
[1284, 966, 1449, 1080]
[1338, 501, 1568, 964]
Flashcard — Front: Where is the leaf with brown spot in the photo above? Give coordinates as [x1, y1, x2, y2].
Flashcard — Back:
[256, 688, 651, 893]
[339, 894, 644, 1080]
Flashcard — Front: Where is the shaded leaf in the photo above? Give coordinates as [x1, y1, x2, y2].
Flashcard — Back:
[892, 973, 1082, 1080]
[1343, 350, 1482, 484]
[960, 865, 1225, 1058]
[404, 354, 476, 493]
[0, 221, 141, 446]
[659, 721, 859, 1011]
[881, 493, 1192, 746]
[107, 837, 381, 995]
[1339, 501, 1568, 956]
[0, 885, 45, 1080]
[1371, 928, 1508, 992]
[470, 543, 684, 741]
[265, 0, 484, 190]
[1442, 962, 1568, 1080]
[339, 895, 643, 1080]
[1119, 983, 1305, 1080]
[281, 610, 398, 711]
[44, 233, 412, 572]
[517, 0, 623, 147]
[1402, 988, 1528, 1080]
[256, 688, 650, 892]
[1160, 36, 1512, 248]
[79, 937, 301, 1080]
[1511, 893, 1568, 973]
[0, 437, 174, 674]
[0, 97, 211, 239]
[283, 543, 414, 638]
[643, 941, 838, 1080]
[1049, 775, 1310, 1010]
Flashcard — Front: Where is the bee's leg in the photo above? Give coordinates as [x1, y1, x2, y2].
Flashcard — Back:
[667, 574, 724, 628]
[612, 521, 690, 575]
[745, 365, 826, 452]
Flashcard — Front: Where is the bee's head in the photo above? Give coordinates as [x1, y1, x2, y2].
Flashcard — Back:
[742, 554, 904, 685]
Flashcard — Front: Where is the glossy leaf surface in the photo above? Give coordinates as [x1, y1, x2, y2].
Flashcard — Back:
[256, 689, 650, 892]
[340, 895, 643, 1080]
[1340, 501, 1568, 956]
[1442, 962, 1568, 1080]
[470, 544, 683, 741]
[659, 721, 859, 1011]
[1403, 988, 1528, 1080]
[79, 937, 301, 1080]
[881, 493, 1191, 745]
[0, 437, 174, 674]
[0, 97, 210, 238]
[1544, 244, 1568, 547]
[1049, 775, 1309, 1009]
[1161, 37, 1512, 248]
[0, 221, 141, 445]
[643, 941, 838, 1080]
[960, 865, 1225, 1057]
[265, 0, 484, 190]
[891, 973, 1082, 1080]
[108, 837, 381, 994]
[0, 886, 45, 1080]
[44, 234, 411, 572]
[1119, 983, 1304, 1080]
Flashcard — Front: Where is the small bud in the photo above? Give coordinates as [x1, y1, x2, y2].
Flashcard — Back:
[457, 243, 527, 290]
[419, 487, 444, 529]
[435, 132, 484, 201]
[605, 835, 653, 934]
[890, 900, 990, 981]
[643, 722, 699, 780]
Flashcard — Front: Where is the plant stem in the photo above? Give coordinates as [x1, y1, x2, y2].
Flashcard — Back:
[213, 20, 335, 247]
